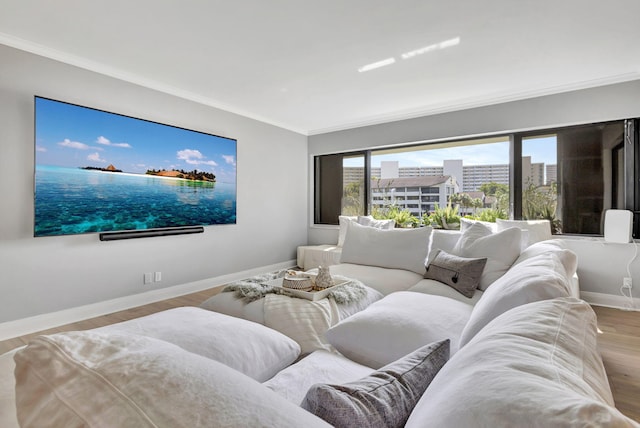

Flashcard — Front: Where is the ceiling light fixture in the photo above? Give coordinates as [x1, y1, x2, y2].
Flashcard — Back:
[358, 57, 396, 73]
[401, 37, 461, 60]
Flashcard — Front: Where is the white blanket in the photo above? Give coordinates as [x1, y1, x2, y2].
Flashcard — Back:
[200, 282, 383, 354]
[264, 295, 339, 354]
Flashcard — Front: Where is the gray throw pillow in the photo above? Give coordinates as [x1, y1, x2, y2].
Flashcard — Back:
[300, 339, 449, 428]
[424, 249, 487, 298]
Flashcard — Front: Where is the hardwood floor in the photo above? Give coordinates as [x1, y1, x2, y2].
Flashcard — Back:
[0, 286, 222, 354]
[0, 293, 638, 422]
[592, 305, 640, 422]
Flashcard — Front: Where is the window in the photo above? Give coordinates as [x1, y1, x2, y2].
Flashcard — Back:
[315, 152, 366, 224]
[314, 119, 637, 236]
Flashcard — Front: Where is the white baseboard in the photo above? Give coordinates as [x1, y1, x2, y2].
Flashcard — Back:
[0, 260, 296, 341]
[581, 291, 640, 311]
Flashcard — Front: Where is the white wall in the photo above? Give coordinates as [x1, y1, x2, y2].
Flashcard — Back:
[308, 80, 640, 301]
[0, 44, 308, 324]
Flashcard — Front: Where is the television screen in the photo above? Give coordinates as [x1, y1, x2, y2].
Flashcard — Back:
[34, 96, 237, 237]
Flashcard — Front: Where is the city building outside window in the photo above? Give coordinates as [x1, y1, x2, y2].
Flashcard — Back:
[314, 119, 636, 235]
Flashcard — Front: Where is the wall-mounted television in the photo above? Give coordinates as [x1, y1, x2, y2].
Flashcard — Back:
[34, 96, 237, 238]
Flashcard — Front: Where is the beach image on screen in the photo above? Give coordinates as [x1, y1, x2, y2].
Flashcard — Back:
[34, 97, 237, 237]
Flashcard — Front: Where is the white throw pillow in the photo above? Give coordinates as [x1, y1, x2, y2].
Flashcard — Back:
[460, 217, 498, 233]
[340, 222, 432, 275]
[95, 307, 300, 382]
[338, 215, 358, 247]
[458, 252, 573, 348]
[14, 332, 330, 428]
[496, 219, 552, 248]
[338, 215, 395, 247]
[406, 298, 634, 428]
[358, 215, 395, 229]
[452, 222, 522, 290]
[326, 292, 472, 368]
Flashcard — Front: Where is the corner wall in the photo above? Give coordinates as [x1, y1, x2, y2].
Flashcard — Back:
[308, 80, 640, 301]
[0, 44, 308, 324]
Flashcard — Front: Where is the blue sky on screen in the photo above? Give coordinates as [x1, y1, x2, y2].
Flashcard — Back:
[34, 97, 237, 183]
[345, 137, 557, 168]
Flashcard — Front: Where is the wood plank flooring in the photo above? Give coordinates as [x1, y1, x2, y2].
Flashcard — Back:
[592, 305, 640, 422]
[0, 286, 222, 354]
[0, 292, 638, 422]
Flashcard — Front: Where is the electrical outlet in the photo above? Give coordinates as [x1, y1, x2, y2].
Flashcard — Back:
[144, 272, 153, 284]
[623, 277, 633, 289]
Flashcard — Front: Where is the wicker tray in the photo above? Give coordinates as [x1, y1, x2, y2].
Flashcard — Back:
[264, 277, 347, 301]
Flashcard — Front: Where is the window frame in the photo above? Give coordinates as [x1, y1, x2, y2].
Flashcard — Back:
[313, 119, 639, 236]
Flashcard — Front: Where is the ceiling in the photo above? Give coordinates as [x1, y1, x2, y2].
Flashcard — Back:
[1, 1, 640, 135]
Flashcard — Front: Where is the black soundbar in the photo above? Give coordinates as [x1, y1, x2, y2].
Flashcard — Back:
[99, 226, 204, 241]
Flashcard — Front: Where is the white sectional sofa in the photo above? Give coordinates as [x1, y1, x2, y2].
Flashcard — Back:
[5, 220, 640, 427]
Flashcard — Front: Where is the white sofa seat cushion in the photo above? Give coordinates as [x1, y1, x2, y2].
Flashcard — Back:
[264, 350, 375, 405]
[405, 298, 635, 428]
[340, 222, 432, 275]
[94, 306, 300, 382]
[326, 292, 472, 368]
[316, 263, 423, 295]
[408, 279, 484, 305]
[458, 251, 573, 348]
[14, 332, 330, 428]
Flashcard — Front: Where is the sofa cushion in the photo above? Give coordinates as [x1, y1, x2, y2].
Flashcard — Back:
[338, 216, 358, 247]
[94, 306, 300, 382]
[460, 217, 498, 232]
[326, 292, 471, 368]
[408, 279, 484, 305]
[452, 222, 521, 290]
[301, 340, 449, 428]
[319, 263, 424, 295]
[264, 349, 375, 405]
[340, 222, 432, 275]
[14, 331, 330, 428]
[338, 215, 394, 247]
[516, 238, 577, 276]
[357, 215, 395, 229]
[458, 252, 573, 348]
[496, 218, 552, 247]
[405, 298, 634, 428]
[424, 249, 487, 298]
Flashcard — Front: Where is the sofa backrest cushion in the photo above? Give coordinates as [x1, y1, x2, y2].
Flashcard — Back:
[451, 222, 521, 290]
[405, 298, 634, 428]
[326, 292, 472, 368]
[340, 222, 432, 275]
[338, 215, 395, 247]
[429, 229, 461, 259]
[460, 217, 498, 232]
[14, 331, 331, 428]
[516, 238, 578, 276]
[94, 307, 300, 382]
[301, 340, 449, 428]
[458, 251, 573, 348]
[496, 218, 552, 248]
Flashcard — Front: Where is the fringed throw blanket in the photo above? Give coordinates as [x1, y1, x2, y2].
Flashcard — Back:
[222, 270, 369, 305]
[221, 270, 373, 354]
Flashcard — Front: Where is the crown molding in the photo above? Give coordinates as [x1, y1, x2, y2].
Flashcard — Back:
[0, 33, 307, 135]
